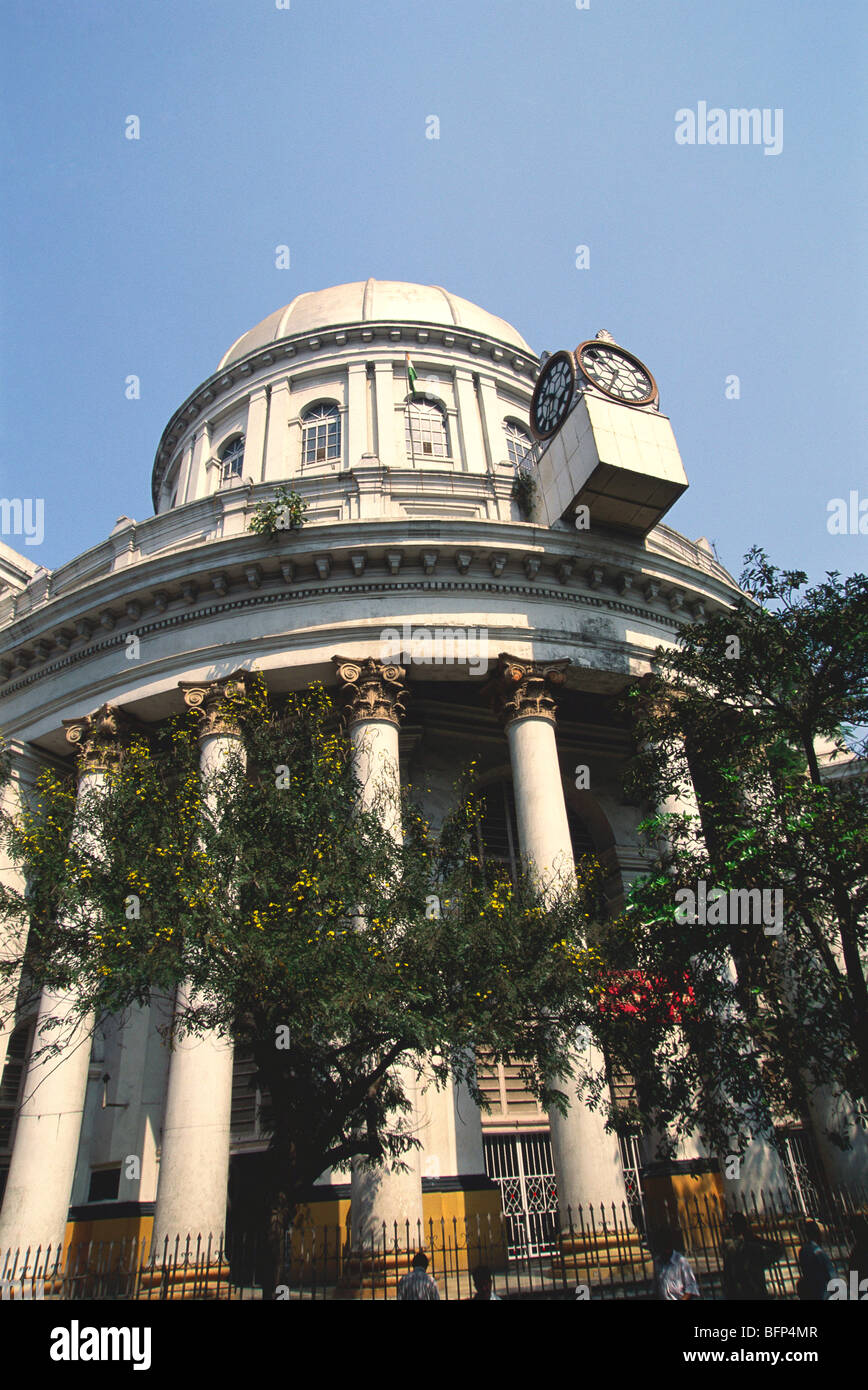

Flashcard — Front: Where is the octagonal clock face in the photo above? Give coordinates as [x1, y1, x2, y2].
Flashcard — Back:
[529, 350, 577, 439]
[575, 341, 657, 406]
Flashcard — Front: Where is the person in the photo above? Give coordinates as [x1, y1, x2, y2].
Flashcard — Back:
[469, 1264, 501, 1300]
[397, 1250, 440, 1301]
[652, 1225, 701, 1301]
[797, 1220, 836, 1301]
[721, 1211, 784, 1300]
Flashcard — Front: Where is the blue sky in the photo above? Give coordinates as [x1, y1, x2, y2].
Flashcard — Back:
[1, 0, 865, 583]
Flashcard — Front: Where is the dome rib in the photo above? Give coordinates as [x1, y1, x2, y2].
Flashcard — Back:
[431, 285, 460, 327]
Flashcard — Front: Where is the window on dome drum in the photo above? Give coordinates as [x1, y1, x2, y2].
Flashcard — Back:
[302, 404, 341, 464]
[504, 420, 534, 468]
[405, 398, 449, 460]
[220, 436, 245, 482]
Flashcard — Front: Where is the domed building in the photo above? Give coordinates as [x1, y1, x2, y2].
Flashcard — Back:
[0, 280, 855, 1277]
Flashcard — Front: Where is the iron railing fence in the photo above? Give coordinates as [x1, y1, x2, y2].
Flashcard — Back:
[1, 1181, 865, 1301]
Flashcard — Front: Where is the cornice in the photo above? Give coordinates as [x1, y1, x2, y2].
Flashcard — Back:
[0, 566, 700, 706]
[0, 549, 731, 694]
[0, 512, 739, 662]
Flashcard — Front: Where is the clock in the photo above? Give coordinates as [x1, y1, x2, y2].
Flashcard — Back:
[575, 339, 657, 406]
[529, 350, 576, 439]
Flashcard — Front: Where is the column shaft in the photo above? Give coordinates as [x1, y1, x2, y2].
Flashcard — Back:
[152, 678, 245, 1250]
[0, 708, 131, 1258]
[0, 986, 95, 1256]
[491, 655, 631, 1219]
[334, 657, 424, 1250]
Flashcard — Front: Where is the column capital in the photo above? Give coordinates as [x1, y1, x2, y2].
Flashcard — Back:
[634, 673, 685, 717]
[332, 655, 408, 728]
[178, 669, 250, 740]
[62, 704, 140, 778]
[483, 652, 570, 727]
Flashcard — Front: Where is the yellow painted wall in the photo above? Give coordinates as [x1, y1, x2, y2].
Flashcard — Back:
[62, 1184, 506, 1282]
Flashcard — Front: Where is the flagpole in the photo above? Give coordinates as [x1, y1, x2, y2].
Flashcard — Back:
[406, 353, 417, 469]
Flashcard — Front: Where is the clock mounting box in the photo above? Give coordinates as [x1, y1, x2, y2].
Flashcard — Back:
[535, 391, 688, 536]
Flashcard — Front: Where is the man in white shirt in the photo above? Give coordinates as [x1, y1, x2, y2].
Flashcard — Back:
[397, 1251, 441, 1301]
[652, 1226, 702, 1300]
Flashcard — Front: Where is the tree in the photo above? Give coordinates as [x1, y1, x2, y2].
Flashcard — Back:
[592, 549, 868, 1164]
[0, 678, 607, 1282]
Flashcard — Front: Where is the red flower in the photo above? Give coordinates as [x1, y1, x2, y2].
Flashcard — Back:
[598, 969, 694, 1023]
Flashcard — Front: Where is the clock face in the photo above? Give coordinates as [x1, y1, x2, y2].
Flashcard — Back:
[575, 341, 657, 405]
[529, 350, 576, 439]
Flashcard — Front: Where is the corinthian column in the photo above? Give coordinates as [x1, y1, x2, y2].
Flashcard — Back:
[151, 673, 247, 1253]
[0, 706, 133, 1260]
[486, 654, 631, 1226]
[332, 657, 424, 1252]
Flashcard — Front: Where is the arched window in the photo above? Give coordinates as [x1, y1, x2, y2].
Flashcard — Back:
[220, 435, 245, 482]
[504, 420, 533, 468]
[302, 404, 341, 464]
[405, 398, 449, 460]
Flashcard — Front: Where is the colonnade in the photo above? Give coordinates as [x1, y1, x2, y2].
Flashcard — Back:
[0, 654, 829, 1259]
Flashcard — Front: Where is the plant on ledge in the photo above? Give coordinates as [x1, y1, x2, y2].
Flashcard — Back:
[511, 464, 538, 521]
[248, 485, 308, 538]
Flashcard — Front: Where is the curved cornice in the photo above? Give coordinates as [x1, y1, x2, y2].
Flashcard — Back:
[0, 513, 740, 681]
[0, 552, 738, 741]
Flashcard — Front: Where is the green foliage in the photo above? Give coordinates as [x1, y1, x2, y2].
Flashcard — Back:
[511, 465, 538, 520]
[613, 549, 868, 1156]
[247, 485, 307, 538]
[0, 678, 607, 1219]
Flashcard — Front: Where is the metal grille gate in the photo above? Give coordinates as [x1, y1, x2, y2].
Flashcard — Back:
[779, 1129, 824, 1215]
[483, 1131, 559, 1259]
[618, 1133, 645, 1229]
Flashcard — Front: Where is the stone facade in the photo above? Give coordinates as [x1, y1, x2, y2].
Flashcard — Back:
[1, 280, 862, 1258]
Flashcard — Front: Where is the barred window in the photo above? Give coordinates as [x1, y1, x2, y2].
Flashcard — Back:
[220, 435, 245, 482]
[302, 404, 341, 464]
[504, 420, 533, 468]
[405, 398, 449, 460]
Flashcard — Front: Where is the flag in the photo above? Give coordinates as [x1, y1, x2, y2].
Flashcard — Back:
[405, 354, 418, 392]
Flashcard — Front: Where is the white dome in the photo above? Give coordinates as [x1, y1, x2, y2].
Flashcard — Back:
[217, 279, 533, 367]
